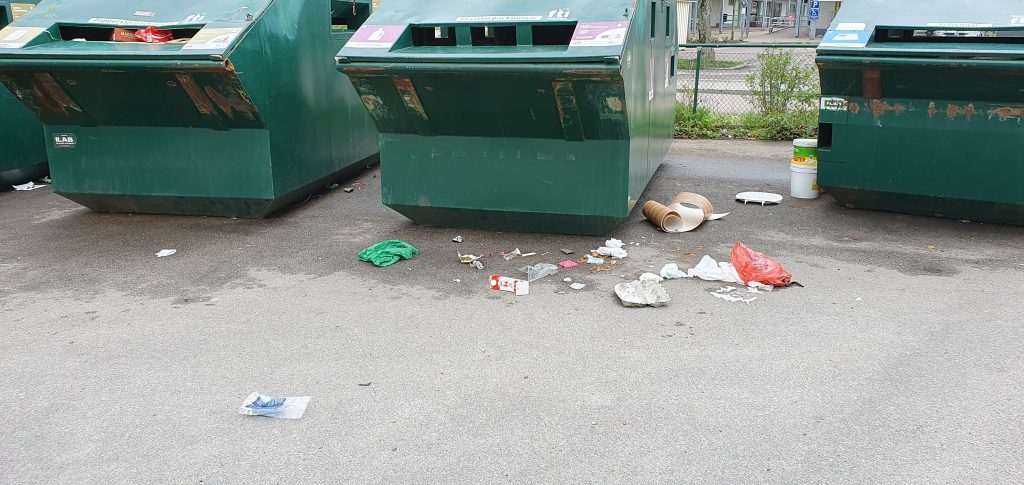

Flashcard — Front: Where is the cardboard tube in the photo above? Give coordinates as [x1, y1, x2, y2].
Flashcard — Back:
[642, 201, 685, 232]
[670, 192, 715, 218]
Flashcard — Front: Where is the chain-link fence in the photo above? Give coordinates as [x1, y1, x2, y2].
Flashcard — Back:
[677, 44, 819, 115]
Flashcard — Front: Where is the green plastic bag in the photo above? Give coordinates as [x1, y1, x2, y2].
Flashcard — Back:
[358, 240, 420, 267]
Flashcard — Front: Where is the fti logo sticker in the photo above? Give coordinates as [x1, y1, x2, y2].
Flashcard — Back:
[53, 133, 77, 148]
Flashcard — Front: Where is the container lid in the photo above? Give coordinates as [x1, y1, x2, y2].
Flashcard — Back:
[793, 139, 818, 148]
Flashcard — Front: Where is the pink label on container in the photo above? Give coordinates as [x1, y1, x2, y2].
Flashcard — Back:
[570, 21, 628, 47]
[347, 25, 405, 49]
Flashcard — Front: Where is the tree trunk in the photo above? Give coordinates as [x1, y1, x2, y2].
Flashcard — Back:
[696, 0, 716, 62]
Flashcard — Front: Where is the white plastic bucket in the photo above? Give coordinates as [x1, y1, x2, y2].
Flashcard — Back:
[791, 164, 819, 199]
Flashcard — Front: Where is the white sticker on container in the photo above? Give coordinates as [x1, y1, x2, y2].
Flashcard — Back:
[10, 3, 37, 20]
[181, 27, 244, 50]
[834, 22, 867, 31]
[820, 97, 849, 111]
[345, 25, 404, 49]
[926, 22, 993, 28]
[455, 16, 543, 22]
[0, 26, 43, 49]
[570, 21, 628, 47]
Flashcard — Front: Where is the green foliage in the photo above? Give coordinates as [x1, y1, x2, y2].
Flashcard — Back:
[678, 58, 745, 70]
[745, 48, 819, 115]
[675, 103, 818, 141]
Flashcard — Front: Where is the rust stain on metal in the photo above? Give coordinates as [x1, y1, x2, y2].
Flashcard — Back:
[606, 96, 624, 112]
[565, 69, 613, 76]
[964, 103, 977, 119]
[988, 106, 1024, 122]
[928, 102, 937, 118]
[870, 99, 905, 117]
[33, 72, 83, 115]
[552, 81, 572, 125]
[393, 77, 429, 121]
[862, 68, 881, 99]
[175, 74, 216, 116]
[360, 95, 385, 112]
[202, 79, 259, 122]
[849, 102, 861, 114]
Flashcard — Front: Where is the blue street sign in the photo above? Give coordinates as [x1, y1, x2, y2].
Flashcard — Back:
[809, 0, 820, 20]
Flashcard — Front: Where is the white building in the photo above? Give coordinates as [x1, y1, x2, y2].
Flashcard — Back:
[678, 0, 842, 39]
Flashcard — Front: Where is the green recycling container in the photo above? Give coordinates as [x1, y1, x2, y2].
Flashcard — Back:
[0, 0, 46, 187]
[0, 0, 378, 217]
[338, 0, 678, 235]
[817, 0, 1024, 225]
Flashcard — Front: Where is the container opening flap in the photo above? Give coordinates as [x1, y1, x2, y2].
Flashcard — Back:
[874, 26, 1024, 44]
[408, 22, 579, 48]
[58, 25, 203, 43]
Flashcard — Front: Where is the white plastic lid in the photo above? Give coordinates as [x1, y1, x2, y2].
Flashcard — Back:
[793, 138, 818, 147]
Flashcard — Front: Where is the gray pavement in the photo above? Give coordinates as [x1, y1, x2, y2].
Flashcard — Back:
[1, 140, 1023, 484]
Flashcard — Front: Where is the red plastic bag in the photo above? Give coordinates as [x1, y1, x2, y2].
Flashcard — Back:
[135, 27, 174, 43]
[730, 242, 792, 287]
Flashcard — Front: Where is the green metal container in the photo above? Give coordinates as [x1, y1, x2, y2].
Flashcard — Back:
[0, 0, 46, 187]
[817, 0, 1024, 225]
[0, 0, 378, 217]
[338, 0, 678, 235]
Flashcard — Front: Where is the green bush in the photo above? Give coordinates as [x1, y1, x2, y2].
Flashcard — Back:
[674, 103, 818, 141]
[745, 48, 819, 115]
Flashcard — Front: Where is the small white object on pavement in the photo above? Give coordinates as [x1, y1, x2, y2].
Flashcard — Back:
[239, 392, 311, 420]
[155, 249, 177, 258]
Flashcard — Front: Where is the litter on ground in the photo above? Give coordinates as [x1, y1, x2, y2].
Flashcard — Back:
[615, 280, 670, 307]
[358, 240, 419, 268]
[570, 283, 587, 290]
[13, 182, 46, 191]
[491, 275, 529, 296]
[519, 263, 559, 282]
[155, 249, 177, 258]
[239, 392, 311, 420]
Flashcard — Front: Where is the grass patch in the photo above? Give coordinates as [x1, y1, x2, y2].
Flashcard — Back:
[675, 104, 819, 141]
[677, 59, 745, 70]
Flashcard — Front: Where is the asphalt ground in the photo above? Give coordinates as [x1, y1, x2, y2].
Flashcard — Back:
[1, 140, 1022, 484]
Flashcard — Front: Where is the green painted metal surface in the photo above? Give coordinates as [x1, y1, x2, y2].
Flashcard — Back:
[0, 0, 379, 217]
[0, 0, 46, 187]
[338, 0, 678, 235]
[816, 0, 1024, 225]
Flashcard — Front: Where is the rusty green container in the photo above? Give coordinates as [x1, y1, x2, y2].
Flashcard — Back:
[0, 0, 46, 187]
[338, 0, 678, 235]
[817, 0, 1024, 224]
[0, 0, 378, 217]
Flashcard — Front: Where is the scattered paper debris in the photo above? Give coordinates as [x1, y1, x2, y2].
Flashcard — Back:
[519, 263, 559, 282]
[563, 277, 573, 283]
[521, 252, 537, 257]
[639, 272, 664, 283]
[343, 187, 355, 193]
[559, 260, 579, 269]
[452, 236, 464, 243]
[458, 253, 481, 264]
[239, 392, 311, 420]
[711, 286, 757, 304]
[615, 280, 670, 307]
[686, 255, 743, 283]
[586, 255, 605, 264]
[491, 275, 530, 295]
[155, 249, 177, 258]
[605, 239, 624, 249]
[570, 283, 587, 290]
[560, 249, 575, 255]
[502, 248, 522, 261]
[13, 182, 46, 191]
[660, 264, 686, 280]
[470, 261, 484, 270]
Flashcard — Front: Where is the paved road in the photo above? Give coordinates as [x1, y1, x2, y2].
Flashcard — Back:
[1, 140, 1022, 483]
